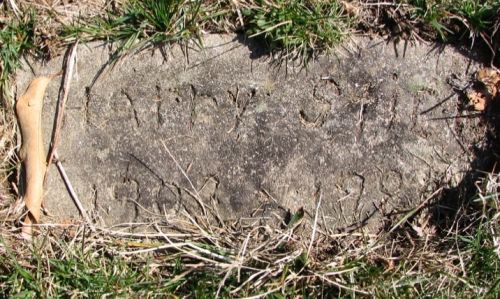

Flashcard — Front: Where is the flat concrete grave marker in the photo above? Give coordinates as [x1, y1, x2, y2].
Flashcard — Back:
[16, 35, 476, 232]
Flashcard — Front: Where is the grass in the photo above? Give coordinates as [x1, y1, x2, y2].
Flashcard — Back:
[63, 0, 203, 62]
[0, 11, 38, 102]
[0, 10, 39, 209]
[408, 0, 500, 45]
[242, 0, 349, 62]
[1, 1, 498, 80]
[0, 198, 498, 297]
[0, 15, 33, 83]
[0, 0, 499, 298]
[61, 0, 351, 66]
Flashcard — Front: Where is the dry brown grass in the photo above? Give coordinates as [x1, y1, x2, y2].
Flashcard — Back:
[0, 179, 497, 297]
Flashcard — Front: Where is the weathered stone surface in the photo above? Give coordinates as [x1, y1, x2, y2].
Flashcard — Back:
[16, 35, 477, 231]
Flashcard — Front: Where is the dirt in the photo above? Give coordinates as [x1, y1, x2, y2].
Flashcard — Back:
[15, 34, 481, 232]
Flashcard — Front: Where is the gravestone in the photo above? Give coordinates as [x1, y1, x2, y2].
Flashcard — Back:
[16, 35, 477, 231]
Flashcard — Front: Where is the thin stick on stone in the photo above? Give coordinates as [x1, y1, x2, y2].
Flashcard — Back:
[46, 42, 78, 184]
[307, 190, 322, 258]
[389, 187, 443, 233]
[54, 152, 95, 232]
[45, 43, 94, 230]
[161, 140, 208, 217]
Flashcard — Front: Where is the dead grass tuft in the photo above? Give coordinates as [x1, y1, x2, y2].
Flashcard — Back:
[0, 182, 498, 297]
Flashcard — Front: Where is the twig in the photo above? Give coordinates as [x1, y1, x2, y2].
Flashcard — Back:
[216, 267, 234, 299]
[97, 229, 194, 239]
[43, 43, 90, 229]
[7, 0, 22, 18]
[182, 210, 217, 243]
[161, 140, 208, 217]
[237, 228, 257, 280]
[45, 42, 78, 184]
[119, 243, 190, 255]
[186, 242, 231, 262]
[54, 152, 95, 232]
[154, 224, 229, 266]
[389, 187, 443, 233]
[307, 190, 322, 257]
[230, 269, 270, 295]
[231, 0, 244, 28]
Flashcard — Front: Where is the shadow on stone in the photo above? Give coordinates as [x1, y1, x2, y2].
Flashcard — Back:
[425, 79, 499, 234]
[233, 34, 271, 60]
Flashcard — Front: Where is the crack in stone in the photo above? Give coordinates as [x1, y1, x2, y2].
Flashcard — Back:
[354, 173, 366, 216]
[156, 101, 163, 127]
[121, 89, 141, 127]
[84, 87, 92, 125]
[388, 93, 398, 130]
[127, 152, 166, 186]
[189, 84, 197, 130]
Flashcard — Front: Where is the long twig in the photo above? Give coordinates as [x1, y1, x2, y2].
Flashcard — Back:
[307, 191, 322, 257]
[161, 140, 208, 217]
[54, 152, 94, 231]
[230, 0, 244, 27]
[154, 224, 229, 266]
[45, 42, 78, 185]
[43, 43, 94, 230]
[7, 0, 22, 18]
[390, 187, 443, 233]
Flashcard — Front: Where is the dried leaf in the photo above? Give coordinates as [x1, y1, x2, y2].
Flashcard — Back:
[341, 1, 360, 17]
[466, 68, 500, 111]
[16, 76, 54, 239]
[477, 68, 500, 97]
[467, 89, 489, 111]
